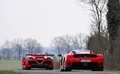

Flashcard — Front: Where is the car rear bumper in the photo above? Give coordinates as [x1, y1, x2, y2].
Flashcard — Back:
[71, 62, 102, 69]
[28, 61, 54, 68]
[66, 58, 104, 69]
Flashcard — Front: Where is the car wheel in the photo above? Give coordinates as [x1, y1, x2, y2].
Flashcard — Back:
[98, 66, 104, 71]
[63, 59, 72, 71]
[60, 57, 64, 71]
[25, 65, 31, 70]
[91, 65, 97, 71]
[22, 68, 25, 70]
[91, 68, 97, 71]
[60, 69, 64, 71]
[46, 67, 53, 70]
[92, 66, 103, 71]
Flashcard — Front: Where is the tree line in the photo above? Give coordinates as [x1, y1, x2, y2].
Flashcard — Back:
[51, 34, 88, 54]
[0, 34, 88, 60]
[0, 38, 42, 60]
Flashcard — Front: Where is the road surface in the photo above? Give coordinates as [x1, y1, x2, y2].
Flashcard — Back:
[14, 69, 120, 74]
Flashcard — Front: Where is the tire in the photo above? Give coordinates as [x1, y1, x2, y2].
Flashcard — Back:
[26, 67, 31, 70]
[98, 66, 104, 71]
[64, 67, 72, 71]
[92, 66, 103, 71]
[25, 65, 31, 70]
[91, 68, 97, 71]
[63, 59, 72, 71]
[60, 69, 64, 71]
[60, 65, 71, 71]
[22, 68, 25, 70]
[46, 67, 53, 70]
[22, 61, 31, 70]
[60, 57, 64, 71]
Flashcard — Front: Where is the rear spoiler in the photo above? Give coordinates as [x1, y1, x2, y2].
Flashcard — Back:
[45, 54, 54, 56]
[26, 52, 54, 56]
[44, 52, 54, 56]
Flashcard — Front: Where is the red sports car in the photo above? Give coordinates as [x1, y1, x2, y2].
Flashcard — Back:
[22, 52, 54, 70]
[59, 49, 104, 71]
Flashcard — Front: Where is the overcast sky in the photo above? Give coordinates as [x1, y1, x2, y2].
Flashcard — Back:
[0, 0, 90, 47]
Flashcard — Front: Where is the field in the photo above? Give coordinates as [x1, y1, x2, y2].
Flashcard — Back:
[0, 70, 26, 74]
[0, 60, 22, 70]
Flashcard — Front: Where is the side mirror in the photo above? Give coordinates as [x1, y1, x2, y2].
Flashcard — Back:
[58, 54, 62, 57]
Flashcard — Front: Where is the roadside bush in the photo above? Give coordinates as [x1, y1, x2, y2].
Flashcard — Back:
[115, 64, 120, 70]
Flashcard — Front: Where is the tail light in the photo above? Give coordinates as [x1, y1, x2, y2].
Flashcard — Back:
[44, 56, 47, 59]
[97, 54, 102, 57]
[47, 57, 53, 60]
[44, 56, 53, 60]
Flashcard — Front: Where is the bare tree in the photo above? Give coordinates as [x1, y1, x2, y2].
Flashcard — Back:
[34, 43, 42, 53]
[76, 0, 107, 32]
[0, 38, 42, 60]
[51, 34, 88, 54]
[51, 37, 65, 54]
[62, 35, 73, 53]
[76, 0, 108, 52]
[12, 39, 24, 60]
[72, 34, 88, 49]
[1, 40, 13, 60]
[24, 38, 42, 54]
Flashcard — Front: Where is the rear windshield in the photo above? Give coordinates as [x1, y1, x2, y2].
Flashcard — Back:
[73, 50, 91, 54]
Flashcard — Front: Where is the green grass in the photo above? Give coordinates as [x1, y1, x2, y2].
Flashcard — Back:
[0, 70, 25, 74]
[0, 60, 22, 70]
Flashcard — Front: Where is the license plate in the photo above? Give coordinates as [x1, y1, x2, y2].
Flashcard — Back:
[37, 58, 43, 60]
[80, 60, 91, 62]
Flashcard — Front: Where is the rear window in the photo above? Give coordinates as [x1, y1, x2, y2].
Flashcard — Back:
[73, 50, 91, 54]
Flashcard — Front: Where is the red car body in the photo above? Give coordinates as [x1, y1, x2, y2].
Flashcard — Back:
[59, 50, 104, 71]
[22, 53, 54, 70]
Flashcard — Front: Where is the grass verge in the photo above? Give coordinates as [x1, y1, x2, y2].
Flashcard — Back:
[0, 60, 21, 70]
[0, 70, 26, 74]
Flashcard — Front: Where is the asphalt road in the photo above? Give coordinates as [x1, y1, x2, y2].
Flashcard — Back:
[14, 69, 120, 74]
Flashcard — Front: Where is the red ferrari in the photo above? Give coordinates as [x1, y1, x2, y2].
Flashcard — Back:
[59, 49, 104, 71]
[22, 52, 54, 70]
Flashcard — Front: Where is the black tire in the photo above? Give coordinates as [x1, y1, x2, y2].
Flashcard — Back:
[60, 57, 65, 72]
[23, 66, 31, 70]
[60, 67, 71, 72]
[63, 62, 72, 71]
[64, 67, 72, 71]
[92, 66, 104, 71]
[98, 66, 104, 71]
[46, 67, 53, 70]
[60, 69, 64, 71]
[26, 67, 31, 70]
[91, 68, 97, 71]
[60, 57, 72, 72]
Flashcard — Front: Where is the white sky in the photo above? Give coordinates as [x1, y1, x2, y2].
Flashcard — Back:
[0, 0, 90, 47]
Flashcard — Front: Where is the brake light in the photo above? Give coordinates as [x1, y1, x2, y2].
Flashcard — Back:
[44, 56, 47, 59]
[97, 54, 101, 57]
[44, 56, 53, 60]
[47, 57, 53, 60]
